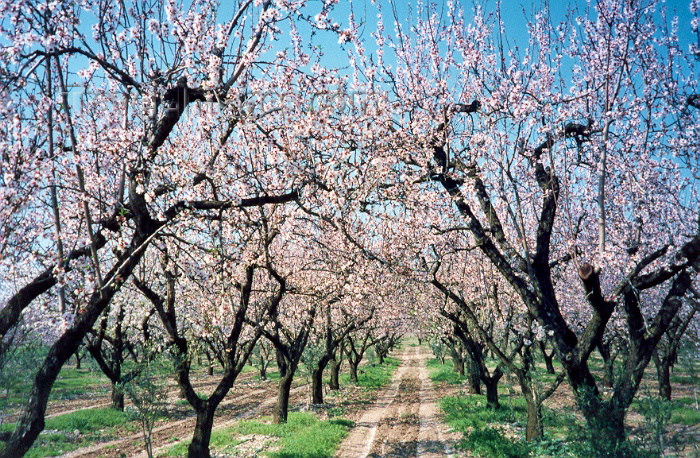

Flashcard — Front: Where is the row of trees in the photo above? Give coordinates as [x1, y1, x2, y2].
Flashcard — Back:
[1, 0, 698, 456]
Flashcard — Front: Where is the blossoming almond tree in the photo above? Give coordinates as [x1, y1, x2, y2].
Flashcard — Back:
[132, 225, 285, 457]
[340, 0, 699, 448]
[0, 0, 346, 455]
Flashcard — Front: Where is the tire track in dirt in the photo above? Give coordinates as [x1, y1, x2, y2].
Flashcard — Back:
[65, 374, 310, 458]
[5, 371, 256, 422]
[336, 345, 454, 458]
[417, 347, 455, 457]
[63, 384, 271, 458]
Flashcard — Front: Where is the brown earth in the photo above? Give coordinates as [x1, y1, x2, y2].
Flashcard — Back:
[336, 345, 456, 458]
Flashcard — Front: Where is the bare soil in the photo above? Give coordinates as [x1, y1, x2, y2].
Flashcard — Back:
[336, 345, 456, 458]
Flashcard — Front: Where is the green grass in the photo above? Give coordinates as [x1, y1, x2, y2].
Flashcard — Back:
[673, 396, 698, 406]
[460, 427, 531, 458]
[2, 407, 133, 435]
[162, 412, 351, 457]
[22, 432, 82, 458]
[427, 358, 467, 385]
[339, 357, 400, 390]
[0, 408, 136, 457]
[255, 370, 281, 382]
[47, 407, 132, 432]
[1, 365, 109, 408]
[669, 375, 698, 384]
[439, 394, 530, 457]
[439, 394, 527, 430]
[240, 364, 257, 373]
[670, 405, 700, 425]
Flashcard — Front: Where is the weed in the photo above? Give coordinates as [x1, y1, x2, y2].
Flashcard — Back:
[339, 357, 400, 390]
[162, 412, 350, 457]
[460, 427, 530, 457]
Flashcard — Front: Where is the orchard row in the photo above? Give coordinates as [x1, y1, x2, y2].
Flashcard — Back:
[0, 0, 698, 457]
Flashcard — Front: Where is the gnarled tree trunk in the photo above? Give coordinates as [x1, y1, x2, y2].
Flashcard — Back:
[329, 357, 342, 390]
[274, 372, 295, 424]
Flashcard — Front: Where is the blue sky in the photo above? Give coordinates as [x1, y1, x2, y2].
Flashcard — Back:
[305, 0, 699, 70]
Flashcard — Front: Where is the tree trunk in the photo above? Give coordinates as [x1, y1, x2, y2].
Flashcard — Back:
[543, 355, 555, 374]
[377, 352, 385, 365]
[539, 342, 555, 374]
[525, 401, 542, 441]
[598, 344, 615, 388]
[311, 355, 331, 404]
[484, 378, 499, 409]
[329, 359, 341, 390]
[111, 382, 124, 411]
[587, 407, 626, 453]
[187, 406, 215, 458]
[655, 358, 673, 401]
[206, 352, 213, 376]
[466, 368, 481, 394]
[311, 367, 324, 404]
[75, 351, 82, 370]
[452, 356, 465, 376]
[450, 346, 465, 376]
[273, 373, 294, 424]
[522, 387, 543, 441]
[348, 361, 359, 382]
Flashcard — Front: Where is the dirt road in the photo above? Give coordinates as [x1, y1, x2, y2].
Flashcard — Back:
[336, 345, 455, 458]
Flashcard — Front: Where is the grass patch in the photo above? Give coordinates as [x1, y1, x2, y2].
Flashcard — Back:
[673, 396, 698, 406]
[163, 413, 350, 457]
[2, 407, 133, 436]
[670, 375, 697, 384]
[22, 432, 82, 458]
[1, 365, 109, 408]
[339, 357, 400, 390]
[439, 394, 526, 430]
[255, 370, 281, 382]
[670, 405, 700, 425]
[460, 427, 530, 457]
[427, 358, 467, 385]
[0, 408, 136, 457]
[46, 407, 132, 432]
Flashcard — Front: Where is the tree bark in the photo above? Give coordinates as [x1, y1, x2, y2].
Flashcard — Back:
[311, 367, 324, 405]
[206, 352, 214, 376]
[329, 358, 341, 390]
[654, 355, 673, 401]
[452, 352, 465, 376]
[539, 341, 555, 374]
[111, 382, 124, 411]
[348, 360, 359, 383]
[273, 373, 294, 424]
[525, 398, 543, 441]
[311, 354, 331, 404]
[187, 405, 216, 458]
[484, 377, 499, 409]
[466, 358, 481, 394]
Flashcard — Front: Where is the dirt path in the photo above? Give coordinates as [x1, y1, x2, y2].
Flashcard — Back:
[336, 345, 454, 458]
